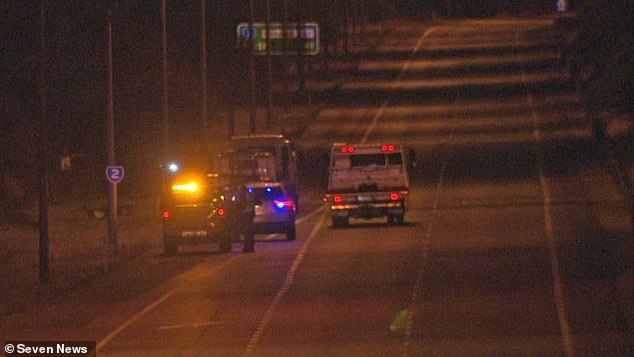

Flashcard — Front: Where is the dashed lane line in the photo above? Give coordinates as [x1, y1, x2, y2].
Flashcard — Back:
[96, 256, 238, 353]
[96, 205, 325, 353]
[402, 160, 447, 357]
[361, 26, 436, 144]
[517, 32, 575, 357]
[242, 211, 327, 356]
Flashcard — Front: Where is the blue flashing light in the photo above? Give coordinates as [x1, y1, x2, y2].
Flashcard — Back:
[266, 187, 272, 193]
[247, 187, 254, 193]
[274, 199, 293, 210]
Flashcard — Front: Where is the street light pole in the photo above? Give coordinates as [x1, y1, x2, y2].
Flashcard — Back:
[296, 0, 306, 94]
[282, 0, 290, 114]
[161, 0, 170, 157]
[200, 0, 208, 138]
[248, 0, 257, 134]
[265, 0, 273, 128]
[38, 0, 50, 284]
[333, 0, 340, 54]
[106, 9, 118, 258]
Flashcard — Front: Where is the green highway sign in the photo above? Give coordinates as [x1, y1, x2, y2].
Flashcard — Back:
[237, 22, 320, 56]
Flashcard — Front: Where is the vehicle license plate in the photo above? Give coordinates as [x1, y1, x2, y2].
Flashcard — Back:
[181, 230, 208, 238]
[358, 195, 373, 202]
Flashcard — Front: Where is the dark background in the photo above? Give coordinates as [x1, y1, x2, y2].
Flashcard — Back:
[0, 0, 629, 209]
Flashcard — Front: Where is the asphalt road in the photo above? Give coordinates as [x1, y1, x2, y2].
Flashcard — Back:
[2, 16, 632, 357]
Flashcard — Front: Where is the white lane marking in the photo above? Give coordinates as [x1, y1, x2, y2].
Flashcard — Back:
[242, 211, 327, 356]
[157, 320, 228, 331]
[403, 161, 447, 357]
[361, 27, 436, 144]
[517, 33, 575, 357]
[361, 100, 389, 144]
[97, 206, 325, 350]
[262, 206, 325, 241]
[96, 256, 239, 353]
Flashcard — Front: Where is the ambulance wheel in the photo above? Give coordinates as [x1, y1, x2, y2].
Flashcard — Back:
[243, 231, 255, 253]
[332, 215, 348, 228]
[388, 214, 404, 226]
[163, 236, 178, 255]
[218, 235, 232, 254]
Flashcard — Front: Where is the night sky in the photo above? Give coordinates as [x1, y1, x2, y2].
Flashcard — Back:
[0, 0, 619, 200]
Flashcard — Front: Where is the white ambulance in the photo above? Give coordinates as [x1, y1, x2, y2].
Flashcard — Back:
[323, 143, 410, 227]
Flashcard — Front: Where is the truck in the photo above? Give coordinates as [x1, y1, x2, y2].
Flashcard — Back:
[322, 143, 410, 227]
[213, 134, 300, 205]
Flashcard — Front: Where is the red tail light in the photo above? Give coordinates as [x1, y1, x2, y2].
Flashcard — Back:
[322, 195, 329, 203]
[381, 144, 396, 152]
[389, 192, 400, 201]
[162, 210, 171, 220]
[217, 208, 226, 216]
[340, 146, 354, 153]
[333, 195, 343, 203]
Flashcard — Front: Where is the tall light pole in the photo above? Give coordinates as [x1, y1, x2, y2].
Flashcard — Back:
[38, 0, 50, 284]
[282, 0, 290, 114]
[106, 8, 118, 257]
[265, 0, 273, 127]
[200, 0, 208, 138]
[296, 0, 306, 94]
[248, 0, 257, 134]
[161, 0, 170, 157]
[333, 0, 340, 54]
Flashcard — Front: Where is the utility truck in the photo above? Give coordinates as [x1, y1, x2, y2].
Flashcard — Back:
[213, 134, 299, 205]
[323, 143, 410, 227]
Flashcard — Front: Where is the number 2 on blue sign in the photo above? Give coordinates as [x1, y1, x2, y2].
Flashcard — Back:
[106, 166, 124, 184]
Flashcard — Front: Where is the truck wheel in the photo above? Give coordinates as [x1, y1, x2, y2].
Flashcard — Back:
[286, 222, 296, 241]
[218, 235, 232, 254]
[332, 215, 348, 228]
[242, 230, 255, 253]
[388, 214, 404, 225]
[163, 236, 177, 255]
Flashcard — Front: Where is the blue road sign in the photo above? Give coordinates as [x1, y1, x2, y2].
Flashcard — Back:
[106, 166, 125, 184]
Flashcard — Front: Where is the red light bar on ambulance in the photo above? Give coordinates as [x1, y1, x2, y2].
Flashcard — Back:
[381, 144, 396, 152]
[340, 146, 355, 154]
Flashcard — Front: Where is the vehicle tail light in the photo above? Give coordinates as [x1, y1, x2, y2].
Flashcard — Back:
[333, 195, 343, 203]
[274, 199, 294, 209]
[322, 195, 329, 203]
[216, 208, 226, 216]
[162, 210, 171, 220]
[389, 192, 400, 201]
[340, 146, 354, 153]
